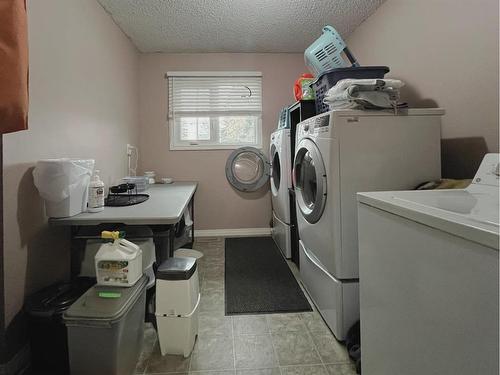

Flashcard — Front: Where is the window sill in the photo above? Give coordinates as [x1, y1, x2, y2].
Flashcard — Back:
[169, 143, 263, 151]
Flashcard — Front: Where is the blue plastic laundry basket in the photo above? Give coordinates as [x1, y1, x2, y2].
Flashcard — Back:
[305, 26, 359, 77]
[311, 66, 390, 114]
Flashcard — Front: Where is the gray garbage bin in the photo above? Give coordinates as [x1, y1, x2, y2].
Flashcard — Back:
[63, 275, 147, 375]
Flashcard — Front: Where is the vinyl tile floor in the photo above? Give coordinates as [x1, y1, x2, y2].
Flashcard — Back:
[136, 237, 356, 375]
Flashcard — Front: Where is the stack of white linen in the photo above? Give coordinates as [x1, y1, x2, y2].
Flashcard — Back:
[323, 79, 405, 110]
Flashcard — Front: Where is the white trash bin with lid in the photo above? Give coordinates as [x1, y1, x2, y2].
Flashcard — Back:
[33, 158, 94, 218]
[155, 257, 200, 357]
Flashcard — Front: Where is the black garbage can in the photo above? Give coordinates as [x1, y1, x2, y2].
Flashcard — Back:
[24, 277, 95, 375]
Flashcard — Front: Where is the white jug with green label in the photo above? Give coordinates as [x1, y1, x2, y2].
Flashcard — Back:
[95, 231, 143, 287]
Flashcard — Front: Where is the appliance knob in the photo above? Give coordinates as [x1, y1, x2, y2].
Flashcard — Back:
[304, 124, 309, 132]
[494, 163, 500, 176]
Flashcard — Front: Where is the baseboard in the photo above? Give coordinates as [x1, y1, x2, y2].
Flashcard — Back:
[0, 344, 30, 375]
[195, 228, 271, 238]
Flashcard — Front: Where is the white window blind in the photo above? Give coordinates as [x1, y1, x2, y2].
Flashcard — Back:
[167, 72, 262, 150]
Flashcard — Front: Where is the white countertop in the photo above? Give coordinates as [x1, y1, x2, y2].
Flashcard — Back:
[50, 182, 197, 226]
[357, 186, 499, 250]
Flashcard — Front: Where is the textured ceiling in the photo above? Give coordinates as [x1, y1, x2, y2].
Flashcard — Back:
[97, 0, 385, 53]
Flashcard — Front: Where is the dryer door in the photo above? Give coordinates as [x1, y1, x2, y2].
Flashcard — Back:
[226, 147, 270, 192]
[270, 143, 281, 197]
[294, 138, 327, 224]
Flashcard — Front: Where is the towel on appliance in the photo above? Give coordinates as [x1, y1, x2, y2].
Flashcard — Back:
[324, 78, 405, 110]
[415, 179, 472, 190]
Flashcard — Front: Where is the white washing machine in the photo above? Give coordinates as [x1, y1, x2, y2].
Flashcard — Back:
[357, 153, 499, 375]
[270, 128, 292, 258]
[293, 108, 443, 340]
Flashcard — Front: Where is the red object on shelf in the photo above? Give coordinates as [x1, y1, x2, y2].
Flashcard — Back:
[0, 0, 29, 134]
[293, 73, 314, 101]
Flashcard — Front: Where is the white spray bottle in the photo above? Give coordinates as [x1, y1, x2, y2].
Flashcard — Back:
[88, 169, 105, 212]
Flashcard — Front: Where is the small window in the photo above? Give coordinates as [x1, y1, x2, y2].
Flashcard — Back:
[167, 72, 263, 150]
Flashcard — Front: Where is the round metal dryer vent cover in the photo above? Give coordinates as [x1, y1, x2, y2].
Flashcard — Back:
[225, 147, 270, 192]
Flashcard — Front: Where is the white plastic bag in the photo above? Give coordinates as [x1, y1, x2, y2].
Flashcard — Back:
[33, 159, 95, 217]
[33, 159, 94, 202]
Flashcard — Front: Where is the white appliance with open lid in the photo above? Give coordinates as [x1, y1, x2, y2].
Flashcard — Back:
[356, 153, 499, 375]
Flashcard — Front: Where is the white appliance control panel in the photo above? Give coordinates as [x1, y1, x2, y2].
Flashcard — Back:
[296, 113, 331, 139]
[472, 153, 500, 187]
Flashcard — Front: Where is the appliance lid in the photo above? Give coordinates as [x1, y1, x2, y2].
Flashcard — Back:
[393, 188, 499, 226]
[470, 153, 500, 187]
[63, 275, 147, 323]
[157, 257, 197, 280]
[25, 278, 96, 318]
[225, 147, 270, 192]
[357, 187, 499, 250]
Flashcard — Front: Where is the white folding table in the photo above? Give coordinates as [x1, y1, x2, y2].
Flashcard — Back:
[50, 182, 198, 276]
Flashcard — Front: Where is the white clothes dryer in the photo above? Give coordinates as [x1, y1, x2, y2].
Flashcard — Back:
[270, 129, 292, 258]
[293, 108, 443, 339]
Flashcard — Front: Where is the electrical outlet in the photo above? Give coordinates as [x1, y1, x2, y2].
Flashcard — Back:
[126, 144, 134, 156]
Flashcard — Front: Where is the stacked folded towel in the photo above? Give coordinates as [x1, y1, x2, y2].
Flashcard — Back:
[324, 79, 405, 110]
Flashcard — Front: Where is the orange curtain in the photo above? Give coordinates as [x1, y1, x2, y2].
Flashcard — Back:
[0, 0, 28, 134]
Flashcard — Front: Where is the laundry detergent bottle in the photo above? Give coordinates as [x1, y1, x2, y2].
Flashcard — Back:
[88, 169, 105, 212]
[95, 231, 143, 287]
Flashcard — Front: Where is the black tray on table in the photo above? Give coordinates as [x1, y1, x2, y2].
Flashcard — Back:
[105, 194, 149, 207]
[104, 183, 149, 207]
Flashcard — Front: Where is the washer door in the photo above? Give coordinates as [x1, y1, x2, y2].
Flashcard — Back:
[226, 147, 270, 192]
[293, 139, 327, 224]
[270, 144, 281, 197]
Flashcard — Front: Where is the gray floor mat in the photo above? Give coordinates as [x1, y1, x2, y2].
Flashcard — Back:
[225, 237, 312, 315]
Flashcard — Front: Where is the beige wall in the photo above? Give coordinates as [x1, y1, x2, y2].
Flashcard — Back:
[2, 0, 139, 325]
[346, 0, 499, 177]
[138, 53, 306, 230]
[5, 0, 496, 325]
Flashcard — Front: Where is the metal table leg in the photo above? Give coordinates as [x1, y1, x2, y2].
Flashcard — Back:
[70, 225, 86, 279]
